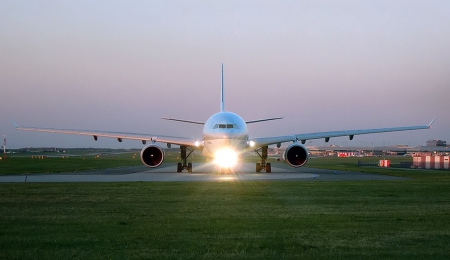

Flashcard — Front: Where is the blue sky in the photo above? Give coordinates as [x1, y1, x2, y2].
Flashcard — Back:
[1, 0, 449, 148]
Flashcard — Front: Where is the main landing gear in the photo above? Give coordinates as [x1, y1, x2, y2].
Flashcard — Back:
[255, 146, 271, 173]
[177, 146, 194, 173]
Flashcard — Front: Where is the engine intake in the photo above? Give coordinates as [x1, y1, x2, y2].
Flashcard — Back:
[283, 143, 309, 167]
[140, 144, 164, 168]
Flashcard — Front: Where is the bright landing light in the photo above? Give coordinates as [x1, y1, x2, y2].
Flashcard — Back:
[214, 148, 238, 168]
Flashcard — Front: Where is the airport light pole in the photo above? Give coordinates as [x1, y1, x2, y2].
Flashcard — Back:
[3, 135, 6, 161]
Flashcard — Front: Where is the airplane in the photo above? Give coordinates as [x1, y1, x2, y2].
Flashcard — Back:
[11, 64, 436, 173]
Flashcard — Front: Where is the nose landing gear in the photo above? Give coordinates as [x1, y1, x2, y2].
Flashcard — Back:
[218, 167, 232, 174]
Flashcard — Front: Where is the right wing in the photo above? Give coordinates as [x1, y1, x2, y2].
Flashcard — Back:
[10, 119, 202, 148]
[251, 117, 436, 148]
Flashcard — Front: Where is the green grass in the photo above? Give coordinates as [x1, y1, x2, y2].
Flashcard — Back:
[0, 154, 141, 175]
[0, 151, 207, 175]
[1, 181, 449, 259]
[1, 154, 450, 259]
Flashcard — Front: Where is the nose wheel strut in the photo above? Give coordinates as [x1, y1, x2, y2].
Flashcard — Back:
[177, 146, 194, 172]
[255, 146, 271, 173]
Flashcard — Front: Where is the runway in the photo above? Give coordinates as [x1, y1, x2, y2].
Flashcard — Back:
[0, 162, 408, 183]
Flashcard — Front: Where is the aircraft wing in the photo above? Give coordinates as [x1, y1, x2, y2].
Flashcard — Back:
[10, 120, 201, 148]
[251, 118, 436, 148]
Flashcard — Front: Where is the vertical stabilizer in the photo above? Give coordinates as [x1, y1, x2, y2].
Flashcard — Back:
[221, 63, 225, 112]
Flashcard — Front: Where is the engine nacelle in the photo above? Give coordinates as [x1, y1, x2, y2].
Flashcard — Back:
[140, 144, 164, 168]
[283, 143, 309, 167]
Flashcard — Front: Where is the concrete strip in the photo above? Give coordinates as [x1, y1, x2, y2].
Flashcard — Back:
[0, 162, 408, 183]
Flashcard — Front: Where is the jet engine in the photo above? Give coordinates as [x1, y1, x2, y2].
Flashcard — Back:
[140, 144, 164, 168]
[283, 143, 309, 167]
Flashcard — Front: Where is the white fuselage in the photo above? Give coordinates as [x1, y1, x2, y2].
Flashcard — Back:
[201, 111, 249, 158]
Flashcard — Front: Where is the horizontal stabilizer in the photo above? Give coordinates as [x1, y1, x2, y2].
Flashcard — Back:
[161, 117, 204, 125]
[246, 117, 283, 124]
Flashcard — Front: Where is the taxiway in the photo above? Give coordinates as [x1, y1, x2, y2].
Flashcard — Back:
[0, 162, 408, 183]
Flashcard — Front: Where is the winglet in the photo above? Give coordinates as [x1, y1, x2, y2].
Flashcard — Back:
[428, 117, 437, 128]
[9, 118, 19, 128]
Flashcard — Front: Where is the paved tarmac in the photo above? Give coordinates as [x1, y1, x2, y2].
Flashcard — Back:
[0, 162, 408, 183]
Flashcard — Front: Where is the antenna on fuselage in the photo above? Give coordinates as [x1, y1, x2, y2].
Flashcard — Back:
[221, 63, 225, 112]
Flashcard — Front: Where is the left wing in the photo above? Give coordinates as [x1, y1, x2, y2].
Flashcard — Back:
[251, 117, 436, 148]
[10, 119, 201, 148]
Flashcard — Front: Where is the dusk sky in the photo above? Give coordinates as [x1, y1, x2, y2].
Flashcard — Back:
[1, 1, 449, 149]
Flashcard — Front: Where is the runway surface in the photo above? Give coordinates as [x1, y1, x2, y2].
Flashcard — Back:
[0, 162, 408, 183]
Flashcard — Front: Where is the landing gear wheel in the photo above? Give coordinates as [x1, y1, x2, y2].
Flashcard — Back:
[178, 146, 194, 173]
[256, 163, 261, 173]
[265, 163, 271, 173]
[255, 146, 270, 173]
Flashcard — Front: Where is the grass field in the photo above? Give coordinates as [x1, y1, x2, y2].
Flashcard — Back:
[0, 150, 205, 175]
[1, 153, 449, 259]
[0, 154, 140, 175]
[1, 181, 449, 260]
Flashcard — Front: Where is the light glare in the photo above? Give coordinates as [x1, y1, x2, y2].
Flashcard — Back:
[214, 148, 238, 168]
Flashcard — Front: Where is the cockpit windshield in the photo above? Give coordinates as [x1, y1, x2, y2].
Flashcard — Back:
[213, 124, 239, 129]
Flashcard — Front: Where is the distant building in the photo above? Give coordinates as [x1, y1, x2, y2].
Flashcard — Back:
[427, 140, 447, 147]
